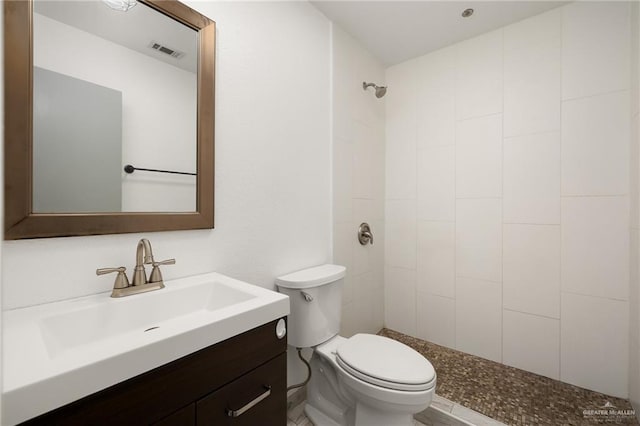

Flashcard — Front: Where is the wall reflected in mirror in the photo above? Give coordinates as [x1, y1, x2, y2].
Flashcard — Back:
[32, 0, 198, 213]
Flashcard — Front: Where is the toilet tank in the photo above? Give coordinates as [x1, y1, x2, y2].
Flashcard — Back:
[275, 264, 346, 348]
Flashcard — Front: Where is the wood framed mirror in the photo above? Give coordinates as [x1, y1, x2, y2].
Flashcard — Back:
[4, 0, 215, 240]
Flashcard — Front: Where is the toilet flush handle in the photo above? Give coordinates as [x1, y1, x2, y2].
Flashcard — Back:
[301, 291, 313, 302]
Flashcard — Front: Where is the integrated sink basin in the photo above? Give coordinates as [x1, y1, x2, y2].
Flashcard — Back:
[3, 272, 290, 425]
[39, 280, 256, 358]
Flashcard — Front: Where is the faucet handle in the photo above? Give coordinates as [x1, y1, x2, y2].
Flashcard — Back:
[149, 259, 175, 284]
[96, 266, 130, 289]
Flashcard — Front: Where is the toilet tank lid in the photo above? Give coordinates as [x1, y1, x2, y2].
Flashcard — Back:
[275, 264, 346, 289]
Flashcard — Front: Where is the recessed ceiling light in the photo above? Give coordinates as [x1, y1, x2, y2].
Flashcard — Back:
[462, 8, 474, 18]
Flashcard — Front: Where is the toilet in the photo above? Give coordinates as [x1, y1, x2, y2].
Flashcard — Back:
[276, 264, 436, 426]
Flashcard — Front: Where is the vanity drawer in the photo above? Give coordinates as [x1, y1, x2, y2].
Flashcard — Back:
[152, 404, 196, 426]
[196, 353, 286, 426]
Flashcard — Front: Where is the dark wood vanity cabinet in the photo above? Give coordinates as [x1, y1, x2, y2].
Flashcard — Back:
[195, 354, 286, 426]
[152, 404, 196, 426]
[22, 319, 287, 426]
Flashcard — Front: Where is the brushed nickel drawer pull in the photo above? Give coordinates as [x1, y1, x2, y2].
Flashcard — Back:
[226, 385, 271, 417]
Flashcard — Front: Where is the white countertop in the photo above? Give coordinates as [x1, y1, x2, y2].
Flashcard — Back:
[2, 272, 289, 425]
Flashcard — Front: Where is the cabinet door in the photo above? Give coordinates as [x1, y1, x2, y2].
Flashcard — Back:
[152, 404, 196, 426]
[196, 353, 286, 426]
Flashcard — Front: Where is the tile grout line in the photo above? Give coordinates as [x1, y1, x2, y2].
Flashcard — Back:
[562, 86, 631, 103]
[456, 110, 503, 122]
[504, 128, 561, 141]
[502, 307, 561, 322]
[559, 6, 564, 381]
[500, 26, 505, 365]
[453, 41, 458, 352]
[411, 68, 423, 336]
[414, 64, 419, 337]
[560, 289, 630, 303]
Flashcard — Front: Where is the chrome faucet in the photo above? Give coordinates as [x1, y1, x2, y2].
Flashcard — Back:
[97, 238, 175, 298]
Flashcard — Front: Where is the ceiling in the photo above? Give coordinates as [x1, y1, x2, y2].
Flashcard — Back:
[34, 0, 197, 73]
[311, 1, 568, 66]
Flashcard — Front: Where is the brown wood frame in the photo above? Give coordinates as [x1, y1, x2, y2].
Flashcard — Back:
[4, 0, 215, 239]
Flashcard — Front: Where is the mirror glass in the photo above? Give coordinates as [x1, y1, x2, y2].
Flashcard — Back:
[32, 0, 198, 213]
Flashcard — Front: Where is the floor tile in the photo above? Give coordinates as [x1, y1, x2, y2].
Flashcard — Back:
[379, 328, 639, 425]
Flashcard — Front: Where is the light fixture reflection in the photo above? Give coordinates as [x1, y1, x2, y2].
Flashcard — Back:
[461, 8, 474, 18]
[101, 0, 137, 12]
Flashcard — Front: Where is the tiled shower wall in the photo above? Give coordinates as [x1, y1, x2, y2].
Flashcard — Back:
[630, 1, 640, 413]
[332, 25, 386, 336]
[384, 2, 632, 398]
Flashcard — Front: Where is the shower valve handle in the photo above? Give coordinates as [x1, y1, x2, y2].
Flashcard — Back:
[358, 223, 374, 245]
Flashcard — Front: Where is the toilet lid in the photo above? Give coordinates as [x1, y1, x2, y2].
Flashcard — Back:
[336, 334, 436, 391]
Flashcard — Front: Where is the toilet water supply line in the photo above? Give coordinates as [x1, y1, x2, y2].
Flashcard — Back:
[287, 348, 312, 392]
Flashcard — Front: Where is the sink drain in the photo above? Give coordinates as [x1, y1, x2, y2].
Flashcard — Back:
[144, 326, 160, 332]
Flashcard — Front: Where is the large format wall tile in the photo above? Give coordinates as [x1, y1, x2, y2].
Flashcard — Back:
[418, 145, 455, 221]
[562, 2, 630, 100]
[353, 122, 377, 199]
[332, 137, 354, 223]
[333, 221, 354, 305]
[417, 46, 456, 149]
[561, 293, 628, 398]
[456, 277, 502, 363]
[504, 9, 561, 137]
[503, 310, 560, 380]
[456, 114, 503, 198]
[455, 30, 503, 120]
[456, 198, 502, 283]
[561, 196, 629, 301]
[417, 221, 455, 298]
[385, 266, 417, 336]
[503, 224, 560, 318]
[561, 91, 630, 197]
[386, 60, 418, 200]
[386, 199, 417, 270]
[503, 132, 560, 224]
[417, 292, 455, 349]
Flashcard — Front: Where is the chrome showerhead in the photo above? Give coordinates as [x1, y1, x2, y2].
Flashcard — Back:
[363, 81, 387, 98]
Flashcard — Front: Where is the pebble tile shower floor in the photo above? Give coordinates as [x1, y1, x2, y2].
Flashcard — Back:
[379, 329, 639, 425]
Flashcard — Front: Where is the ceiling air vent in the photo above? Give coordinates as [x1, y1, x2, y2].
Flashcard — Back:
[148, 41, 185, 59]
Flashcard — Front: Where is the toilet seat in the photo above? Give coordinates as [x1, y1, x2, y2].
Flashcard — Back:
[335, 334, 436, 392]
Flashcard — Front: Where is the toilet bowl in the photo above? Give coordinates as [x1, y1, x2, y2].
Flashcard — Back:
[276, 264, 436, 426]
[306, 334, 435, 426]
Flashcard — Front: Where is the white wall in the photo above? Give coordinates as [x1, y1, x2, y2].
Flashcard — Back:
[332, 25, 386, 337]
[385, 2, 631, 398]
[34, 12, 197, 212]
[3, 1, 331, 314]
[630, 0, 640, 413]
